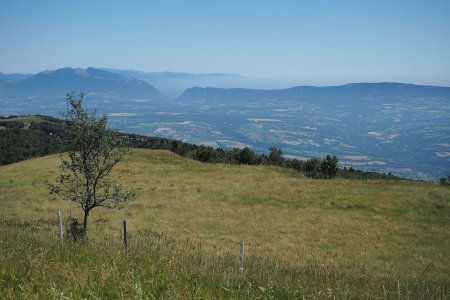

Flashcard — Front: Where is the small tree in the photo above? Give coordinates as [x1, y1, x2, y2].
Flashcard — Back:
[305, 158, 322, 178]
[268, 147, 284, 166]
[321, 154, 339, 179]
[49, 92, 135, 236]
[238, 147, 256, 165]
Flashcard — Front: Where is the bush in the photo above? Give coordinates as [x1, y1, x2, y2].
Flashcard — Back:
[440, 176, 450, 186]
[66, 218, 86, 242]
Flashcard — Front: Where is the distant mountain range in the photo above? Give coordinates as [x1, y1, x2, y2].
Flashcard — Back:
[177, 83, 450, 104]
[0, 72, 32, 82]
[102, 68, 249, 97]
[5, 67, 449, 104]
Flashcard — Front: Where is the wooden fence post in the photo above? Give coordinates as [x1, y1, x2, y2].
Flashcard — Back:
[123, 220, 128, 249]
[239, 241, 245, 271]
[57, 210, 63, 246]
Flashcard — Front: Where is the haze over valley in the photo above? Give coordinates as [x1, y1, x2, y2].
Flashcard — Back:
[1, 67, 449, 180]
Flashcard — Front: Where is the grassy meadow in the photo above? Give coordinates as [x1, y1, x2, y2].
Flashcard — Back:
[0, 149, 449, 298]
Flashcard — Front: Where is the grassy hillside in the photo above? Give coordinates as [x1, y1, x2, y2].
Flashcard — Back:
[0, 149, 449, 298]
[0, 115, 48, 125]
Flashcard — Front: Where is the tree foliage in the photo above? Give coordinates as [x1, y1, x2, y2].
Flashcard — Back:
[48, 92, 135, 234]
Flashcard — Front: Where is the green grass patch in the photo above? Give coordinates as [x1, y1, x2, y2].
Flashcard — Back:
[1, 116, 46, 124]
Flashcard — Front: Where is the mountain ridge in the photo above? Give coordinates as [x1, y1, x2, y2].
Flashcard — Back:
[177, 82, 450, 103]
[0, 67, 166, 99]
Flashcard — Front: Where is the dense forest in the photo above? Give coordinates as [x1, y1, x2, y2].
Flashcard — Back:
[0, 115, 402, 180]
[0, 116, 65, 165]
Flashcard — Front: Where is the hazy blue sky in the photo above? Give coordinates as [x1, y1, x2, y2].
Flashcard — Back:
[1, 0, 449, 85]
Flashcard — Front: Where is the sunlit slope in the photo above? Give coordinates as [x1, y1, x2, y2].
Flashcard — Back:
[0, 148, 448, 277]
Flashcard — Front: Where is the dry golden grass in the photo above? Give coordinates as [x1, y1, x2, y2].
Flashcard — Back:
[1, 148, 449, 280]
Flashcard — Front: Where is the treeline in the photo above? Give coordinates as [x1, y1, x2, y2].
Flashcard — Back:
[0, 115, 400, 180]
[337, 167, 399, 180]
[0, 126, 64, 165]
[0, 115, 66, 165]
[127, 134, 399, 180]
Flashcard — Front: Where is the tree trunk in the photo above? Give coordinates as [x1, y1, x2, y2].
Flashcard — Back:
[83, 210, 89, 232]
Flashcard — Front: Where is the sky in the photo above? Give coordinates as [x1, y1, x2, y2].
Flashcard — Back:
[1, 0, 450, 86]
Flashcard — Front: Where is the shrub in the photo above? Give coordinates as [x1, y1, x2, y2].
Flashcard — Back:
[66, 217, 86, 242]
